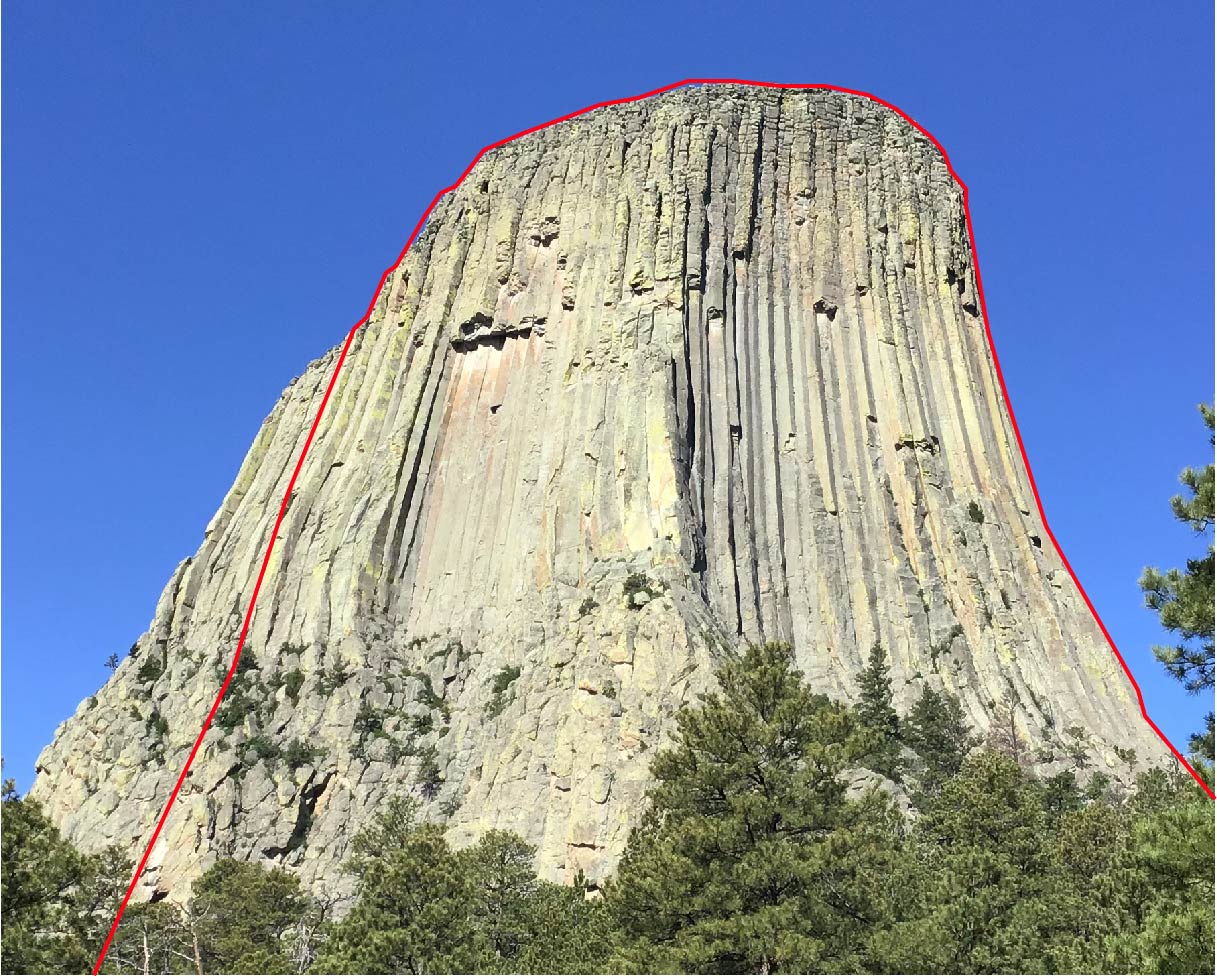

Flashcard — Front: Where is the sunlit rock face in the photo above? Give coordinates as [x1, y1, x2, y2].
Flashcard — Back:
[31, 84, 1167, 902]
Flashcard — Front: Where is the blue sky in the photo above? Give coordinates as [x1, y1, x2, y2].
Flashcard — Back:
[3, 1, 1213, 790]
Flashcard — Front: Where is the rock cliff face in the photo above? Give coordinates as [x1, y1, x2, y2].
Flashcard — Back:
[32, 84, 1168, 901]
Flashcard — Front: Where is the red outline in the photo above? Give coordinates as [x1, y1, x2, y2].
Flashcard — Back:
[91, 77, 1214, 973]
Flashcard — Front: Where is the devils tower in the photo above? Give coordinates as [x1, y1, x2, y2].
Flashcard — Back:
[31, 83, 1170, 902]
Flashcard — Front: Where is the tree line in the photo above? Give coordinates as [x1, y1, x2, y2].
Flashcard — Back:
[4, 639, 1213, 974]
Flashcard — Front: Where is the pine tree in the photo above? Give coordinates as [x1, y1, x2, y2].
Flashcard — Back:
[871, 751, 1054, 973]
[608, 642, 902, 974]
[187, 859, 317, 974]
[466, 835, 617, 975]
[511, 876, 618, 974]
[1, 778, 130, 974]
[856, 641, 902, 779]
[1107, 775, 1216, 973]
[900, 685, 977, 797]
[1140, 402, 1215, 758]
[315, 806, 483, 974]
[466, 830, 542, 968]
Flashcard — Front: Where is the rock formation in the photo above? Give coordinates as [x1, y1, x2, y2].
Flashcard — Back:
[31, 83, 1170, 903]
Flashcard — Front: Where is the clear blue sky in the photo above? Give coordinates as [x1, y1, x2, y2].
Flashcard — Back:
[3, 1, 1213, 790]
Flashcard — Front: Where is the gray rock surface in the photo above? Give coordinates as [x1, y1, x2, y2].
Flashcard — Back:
[31, 84, 1169, 903]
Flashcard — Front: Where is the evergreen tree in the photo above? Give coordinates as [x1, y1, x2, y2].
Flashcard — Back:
[983, 693, 1030, 767]
[856, 641, 902, 779]
[871, 751, 1055, 973]
[1140, 402, 1215, 758]
[466, 834, 616, 974]
[510, 877, 617, 975]
[900, 685, 977, 796]
[466, 829, 543, 969]
[1107, 774, 1216, 973]
[608, 641, 903, 974]
[315, 804, 482, 974]
[1, 778, 129, 974]
[189, 859, 318, 974]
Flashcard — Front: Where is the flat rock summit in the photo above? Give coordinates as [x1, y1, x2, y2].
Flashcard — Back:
[32, 83, 1169, 903]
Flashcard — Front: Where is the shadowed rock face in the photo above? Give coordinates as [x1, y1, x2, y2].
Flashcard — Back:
[32, 84, 1168, 902]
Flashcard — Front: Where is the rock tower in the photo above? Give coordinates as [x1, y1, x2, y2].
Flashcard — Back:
[32, 84, 1169, 901]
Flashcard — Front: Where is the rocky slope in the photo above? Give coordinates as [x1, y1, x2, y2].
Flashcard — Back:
[32, 83, 1169, 902]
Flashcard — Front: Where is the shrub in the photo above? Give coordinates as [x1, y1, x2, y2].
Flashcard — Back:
[623, 573, 657, 600]
[145, 710, 169, 741]
[283, 669, 305, 705]
[485, 665, 521, 719]
[136, 655, 164, 685]
[318, 661, 351, 697]
[418, 746, 441, 798]
[246, 735, 280, 765]
[409, 671, 449, 719]
[354, 702, 384, 738]
[929, 623, 966, 663]
[214, 653, 265, 732]
[283, 739, 322, 769]
[214, 695, 255, 732]
[966, 501, 985, 524]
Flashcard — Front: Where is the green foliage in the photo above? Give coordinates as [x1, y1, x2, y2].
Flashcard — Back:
[7, 633, 1213, 976]
[607, 642, 902, 973]
[102, 857, 326, 974]
[417, 745, 442, 798]
[317, 660, 351, 698]
[874, 751, 1057, 972]
[966, 500, 985, 524]
[214, 649, 266, 732]
[104, 653, 120, 673]
[318, 800, 614, 974]
[353, 701, 384, 738]
[1107, 778, 1216, 973]
[901, 685, 977, 795]
[1140, 403, 1214, 757]
[622, 572, 662, 607]
[246, 735, 280, 765]
[145, 708, 170, 746]
[282, 669, 305, 705]
[136, 653, 165, 686]
[1, 779, 130, 974]
[406, 669, 450, 720]
[100, 901, 195, 974]
[577, 596, 599, 617]
[485, 665, 521, 719]
[190, 860, 317, 973]
[857, 641, 901, 779]
[316, 815, 481, 973]
[283, 739, 322, 769]
[872, 756, 1215, 975]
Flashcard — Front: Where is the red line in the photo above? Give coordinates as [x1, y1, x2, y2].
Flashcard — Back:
[92, 75, 1214, 974]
